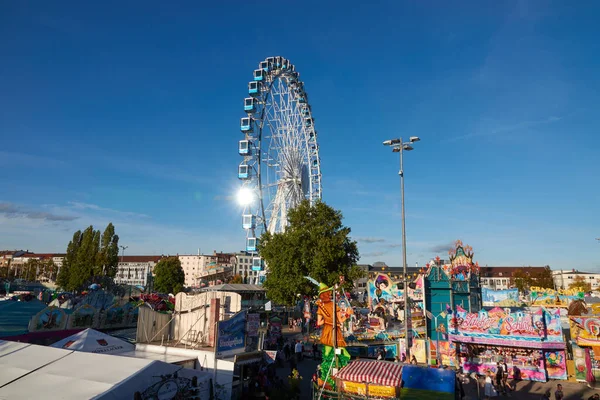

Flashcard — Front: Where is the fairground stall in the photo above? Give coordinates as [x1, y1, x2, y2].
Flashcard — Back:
[569, 315, 600, 383]
[311, 360, 403, 399]
[448, 306, 566, 382]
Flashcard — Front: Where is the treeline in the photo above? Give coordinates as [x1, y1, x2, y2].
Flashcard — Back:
[57, 223, 120, 291]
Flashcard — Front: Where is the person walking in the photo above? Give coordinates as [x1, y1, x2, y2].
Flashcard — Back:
[294, 340, 303, 363]
[540, 388, 551, 400]
[502, 361, 513, 391]
[554, 384, 564, 400]
[495, 362, 505, 395]
[484, 371, 498, 399]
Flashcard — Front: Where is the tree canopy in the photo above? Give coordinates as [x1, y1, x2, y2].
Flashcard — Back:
[569, 275, 592, 292]
[153, 257, 185, 294]
[56, 223, 119, 291]
[511, 266, 554, 292]
[258, 200, 359, 305]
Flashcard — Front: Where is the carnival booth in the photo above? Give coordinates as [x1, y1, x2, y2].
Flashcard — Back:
[569, 316, 600, 383]
[448, 306, 566, 382]
[335, 360, 403, 399]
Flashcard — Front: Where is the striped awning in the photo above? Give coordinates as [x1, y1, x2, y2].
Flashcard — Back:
[336, 360, 402, 387]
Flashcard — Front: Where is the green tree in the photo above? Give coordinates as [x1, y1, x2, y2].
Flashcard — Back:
[56, 223, 120, 292]
[230, 274, 243, 284]
[511, 269, 532, 293]
[511, 266, 554, 292]
[153, 257, 185, 294]
[531, 266, 554, 289]
[569, 275, 592, 292]
[24, 259, 39, 281]
[96, 223, 120, 277]
[259, 200, 359, 305]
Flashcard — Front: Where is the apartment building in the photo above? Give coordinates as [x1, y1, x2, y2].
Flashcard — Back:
[553, 269, 600, 291]
[479, 266, 547, 290]
[115, 255, 164, 287]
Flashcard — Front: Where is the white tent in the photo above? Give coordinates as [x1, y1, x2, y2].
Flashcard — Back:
[0, 340, 212, 400]
[50, 328, 135, 354]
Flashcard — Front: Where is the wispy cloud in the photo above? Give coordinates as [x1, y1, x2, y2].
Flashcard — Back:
[0, 202, 78, 222]
[362, 251, 387, 258]
[67, 202, 150, 219]
[357, 237, 386, 244]
[0, 151, 67, 168]
[428, 242, 455, 253]
[442, 116, 563, 143]
[385, 243, 403, 249]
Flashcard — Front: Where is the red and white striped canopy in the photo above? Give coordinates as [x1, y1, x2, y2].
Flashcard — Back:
[336, 360, 402, 387]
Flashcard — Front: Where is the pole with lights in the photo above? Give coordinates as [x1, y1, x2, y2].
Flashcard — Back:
[383, 136, 420, 359]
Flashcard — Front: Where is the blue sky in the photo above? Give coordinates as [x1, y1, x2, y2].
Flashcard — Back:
[1, 1, 599, 270]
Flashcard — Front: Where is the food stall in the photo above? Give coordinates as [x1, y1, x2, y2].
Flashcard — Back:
[448, 306, 566, 382]
[335, 360, 402, 398]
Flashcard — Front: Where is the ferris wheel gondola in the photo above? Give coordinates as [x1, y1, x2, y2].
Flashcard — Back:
[238, 56, 322, 281]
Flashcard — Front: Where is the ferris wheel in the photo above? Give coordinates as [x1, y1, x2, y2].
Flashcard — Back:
[237, 56, 322, 270]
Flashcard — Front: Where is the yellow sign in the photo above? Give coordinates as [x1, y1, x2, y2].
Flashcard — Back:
[341, 381, 396, 398]
[530, 287, 583, 296]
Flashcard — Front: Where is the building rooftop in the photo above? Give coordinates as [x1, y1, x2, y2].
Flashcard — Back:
[479, 266, 546, 277]
[119, 255, 164, 263]
[201, 284, 266, 293]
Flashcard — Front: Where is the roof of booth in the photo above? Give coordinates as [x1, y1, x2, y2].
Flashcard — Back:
[336, 360, 402, 387]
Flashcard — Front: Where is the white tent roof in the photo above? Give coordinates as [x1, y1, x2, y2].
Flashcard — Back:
[117, 349, 197, 364]
[0, 340, 212, 400]
[50, 328, 135, 354]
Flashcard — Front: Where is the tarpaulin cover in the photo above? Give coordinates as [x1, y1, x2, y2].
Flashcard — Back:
[401, 364, 455, 393]
[336, 360, 402, 387]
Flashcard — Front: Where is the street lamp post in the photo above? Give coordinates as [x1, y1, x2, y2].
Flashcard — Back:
[384, 136, 420, 359]
[120, 245, 128, 264]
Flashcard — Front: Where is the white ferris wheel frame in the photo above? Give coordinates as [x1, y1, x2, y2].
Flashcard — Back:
[239, 57, 322, 249]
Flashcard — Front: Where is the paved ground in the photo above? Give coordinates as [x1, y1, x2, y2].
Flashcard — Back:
[463, 378, 599, 400]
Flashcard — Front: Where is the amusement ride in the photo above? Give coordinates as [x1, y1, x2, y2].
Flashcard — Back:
[237, 56, 322, 282]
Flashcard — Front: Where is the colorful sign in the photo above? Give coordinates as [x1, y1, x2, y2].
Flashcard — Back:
[341, 381, 396, 398]
[544, 350, 567, 380]
[449, 307, 563, 344]
[481, 288, 520, 307]
[438, 341, 456, 367]
[570, 316, 600, 346]
[572, 344, 588, 382]
[530, 286, 584, 307]
[359, 273, 425, 341]
[368, 273, 422, 309]
[217, 311, 246, 357]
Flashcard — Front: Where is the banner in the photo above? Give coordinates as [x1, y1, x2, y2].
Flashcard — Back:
[217, 311, 246, 357]
[481, 288, 520, 307]
[449, 307, 563, 344]
[529, 286, 584, 307]
[341, 381, 396, 398]
[438, 341, 456, 367]
[572, 343, 588, 382]
[544, 350, 567, 380]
